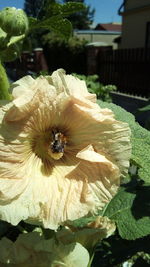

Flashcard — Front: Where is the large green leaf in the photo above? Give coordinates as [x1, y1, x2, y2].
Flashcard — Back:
[98, 100, 150, 183]
[28, 1, 85, 39]
[61, 2, 86, 16]
[29, 15, 72, 39]
[44, 2, 85, 18]
[102, 186, 150, 240]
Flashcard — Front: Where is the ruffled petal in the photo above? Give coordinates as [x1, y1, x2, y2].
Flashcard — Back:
[0, 232, 89, 267]
[60, 98, 131, 177]
[51, 69, 97, 102]
[62, 216, 116, 251]
[5, 76, 57, 122]
[76, 144, 115, 164]
[0, 70, 131, 230]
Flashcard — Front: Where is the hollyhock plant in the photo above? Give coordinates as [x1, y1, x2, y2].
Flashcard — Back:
[0, 216, 115, 266]
[0, 231, 89, 267]
[0, 69, 131, 230]
[58, 215, 116, 252]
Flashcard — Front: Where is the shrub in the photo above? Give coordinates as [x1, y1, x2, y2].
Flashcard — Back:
[72, 73, 117, 102]
[42, 33, 88, 74]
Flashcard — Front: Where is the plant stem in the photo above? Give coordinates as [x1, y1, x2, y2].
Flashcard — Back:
[87, 252, 95, 267]
[0, 61, 11, 100]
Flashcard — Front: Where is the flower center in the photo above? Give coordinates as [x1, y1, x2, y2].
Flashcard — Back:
[48, 129, 67, 160]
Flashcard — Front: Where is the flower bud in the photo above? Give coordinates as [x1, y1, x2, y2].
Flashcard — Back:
[0, 7, 29, 36]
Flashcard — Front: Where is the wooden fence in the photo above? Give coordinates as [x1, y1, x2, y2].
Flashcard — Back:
[97, 48, 150, 98]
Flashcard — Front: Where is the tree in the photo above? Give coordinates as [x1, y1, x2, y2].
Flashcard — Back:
[62, 0, 95, 29]
[24, 0, 94, 29]
[24, 0, 44, 17]
[24, 0, 55, 18]
[23, 0, 56, 48]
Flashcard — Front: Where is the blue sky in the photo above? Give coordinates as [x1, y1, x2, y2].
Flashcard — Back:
[86, 0, 122, 24]
[0, 0, 123, 24]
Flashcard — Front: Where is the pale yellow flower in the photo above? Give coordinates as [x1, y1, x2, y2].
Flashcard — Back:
[0, 69, 131, 229]
[0, 232, 89, 267]
[58, 216, 116, 251]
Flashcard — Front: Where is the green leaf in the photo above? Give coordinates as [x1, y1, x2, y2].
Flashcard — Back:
[46, 16, 72, 39]
[65, 216, 97, 229]
[0, 62, 11, 100]
[61, 2, 86, 16]
[29, 15, 72, 39]
[139, 104, 150, 112]
[45, 3, 62, 17]
[8, 34, 25, 46]
[1, 42, 22, 62]
[102, 187, 150, 240]
[28, 16, 38, 29]
[0, 28, 8, 49]
[98, 100, 150, 183]
[44, 2, 85, 18]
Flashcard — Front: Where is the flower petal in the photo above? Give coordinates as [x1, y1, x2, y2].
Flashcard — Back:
[63, 216, 116, 251]
[76, 144, 115, 165]
[5, 76, 56, 122]
[0, 232, 90, 267]
[0, 71, 131, 230]
[11, 75, 36, 99]
[51, 68, 97, 102]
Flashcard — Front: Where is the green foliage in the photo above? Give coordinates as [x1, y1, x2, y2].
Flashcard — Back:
[0, 2, 85, 64]
[42, 33, 87, 73]
[93, 100, 150, 242]
[62, 0, 95, 29]
[24, 0, 46, 18]
[98, 100, 150, 183]
[63, 100, 150, 260]
[29, 15, 72, 40]
[42, 31, 87, 51]
[92, 234, 150, 266]
[0, 35, 25, 62]
[73, 74, 117, 102]
[24, 0, 86, 19]
[1, 43, 22, 62]
[138, 101, 150, 130]
[0, 3, 150, 266]
[0, 7, 27, 62]
[41, 1, 86, 18]
[139, 103, 150, 112]
[0, 7, 28, 36]
[0, 63, 11, 100]
[26, 1, 86, 41]
[103, 186, 150, 240]
[64, 184, 150, 242]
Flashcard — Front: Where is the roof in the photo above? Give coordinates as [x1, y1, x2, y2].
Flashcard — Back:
[95, 23, 122, 32]
[86, 41, 109, 47]
[74, 30, 121, 35]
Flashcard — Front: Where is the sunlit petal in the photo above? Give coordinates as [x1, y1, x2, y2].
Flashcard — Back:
[0, 69, 131, 229]
[0, 232, 89, 267]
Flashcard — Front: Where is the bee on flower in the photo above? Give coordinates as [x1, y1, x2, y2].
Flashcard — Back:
[0, 69, 131, 230]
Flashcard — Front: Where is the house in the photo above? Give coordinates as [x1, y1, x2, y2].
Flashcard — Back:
[74, 28, 121, 49]
[118, 0, 150, 48]
[95, 23, 122, 33]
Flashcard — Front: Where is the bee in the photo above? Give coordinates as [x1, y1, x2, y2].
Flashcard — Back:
[49, 129, 67, 160]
